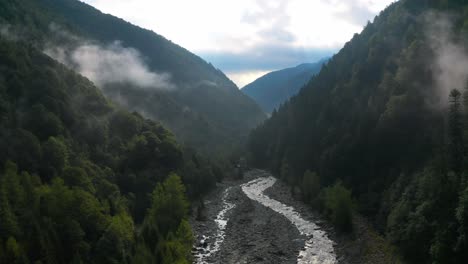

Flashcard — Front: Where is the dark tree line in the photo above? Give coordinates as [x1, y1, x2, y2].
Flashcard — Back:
[0, 38, 220, 263]
[248, 0, 468, 263]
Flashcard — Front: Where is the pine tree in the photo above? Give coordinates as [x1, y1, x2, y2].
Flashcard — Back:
[449, 89, 463, 174]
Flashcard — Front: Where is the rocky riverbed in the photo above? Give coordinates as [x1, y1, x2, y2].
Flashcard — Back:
[191, 169, 400, 264]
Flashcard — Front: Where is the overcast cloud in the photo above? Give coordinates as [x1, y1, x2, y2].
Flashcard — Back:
[81, 0, 395, 87]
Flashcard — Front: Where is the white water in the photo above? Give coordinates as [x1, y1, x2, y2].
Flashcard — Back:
[241, 173, 337, 264]
[193, 187, 235, 264]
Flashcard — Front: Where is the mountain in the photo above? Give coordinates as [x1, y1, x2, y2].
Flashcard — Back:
[0, 35, 227, 263]
[0, 1, 237, 262]
[0, 0, 266, 154]
[242, 59, 328, 113]
[248, 0, 468, 263]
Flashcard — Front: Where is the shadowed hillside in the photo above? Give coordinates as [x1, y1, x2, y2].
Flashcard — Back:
[0, 0, 266, 155]
[242, 59, 327, 113]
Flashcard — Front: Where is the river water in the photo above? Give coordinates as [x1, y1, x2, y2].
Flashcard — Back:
[193, 187, 235, 264]
[241, 174, 337, 264]
[193, 171, 337, 264]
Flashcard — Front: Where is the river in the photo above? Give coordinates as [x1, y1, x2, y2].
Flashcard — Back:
[241, 173, 337, 264]
[193, 170, 337, 264]
[193, 187, 236, 264]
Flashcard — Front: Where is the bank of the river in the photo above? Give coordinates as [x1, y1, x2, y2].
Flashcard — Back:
[190, 180, 237, 263]
[191, 172, 304, 263]
[191, 169, 402, 264]
[216, 183, 304, 263]
[264, 175, 403, 264]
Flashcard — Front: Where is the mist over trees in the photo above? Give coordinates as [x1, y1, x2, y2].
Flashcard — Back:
[3, 0, 468, 263]
[0, 0, 265, 156]
[0, 0, 254, 262]
[0, 37, 219, 263]
[248, 0, 468, 262]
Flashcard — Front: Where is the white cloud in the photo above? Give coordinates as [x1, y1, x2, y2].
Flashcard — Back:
[73, 42, 175, 89]
[43, 22, 175, 90]
[45, 41, 175, 90]
[82, 0, 394, 51]
[426, 12, 468, 104]
[229, 70, 271, 88]
[81, 0, 395, 86]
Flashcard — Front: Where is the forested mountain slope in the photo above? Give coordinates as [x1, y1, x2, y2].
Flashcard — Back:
[0, 0, 265, 154]
[242, 60, 327, 113]
[0, 35, 219, 263]
[249, 0, 468, 263]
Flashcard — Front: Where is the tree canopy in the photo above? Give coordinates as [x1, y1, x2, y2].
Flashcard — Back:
[0, 38, 215, 263]
[248, 0, 468, 262]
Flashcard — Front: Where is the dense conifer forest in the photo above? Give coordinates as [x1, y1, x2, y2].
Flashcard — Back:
[249, 0, 468, 262]
[0, 37, 222, 263]
[3, 0, 468, 263]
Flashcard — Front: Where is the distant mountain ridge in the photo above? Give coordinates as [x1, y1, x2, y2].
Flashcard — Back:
[242, 59, 328, 113]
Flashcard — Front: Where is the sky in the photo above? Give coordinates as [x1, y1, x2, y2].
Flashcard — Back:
[81, 0, 395, 87]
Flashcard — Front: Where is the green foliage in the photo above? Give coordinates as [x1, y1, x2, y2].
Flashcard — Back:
[95, 213, 135, 263]
[449, 89, 463, 173]
[145, 174, 189, 237]
[130, 243, 154, 264]
[0, 37, 210, 263]
[5, 237, 21, 263]
[280, 158, 290, 180]
[140, 174, 193, 264]
[247, 1, 468, 263]
[385, 166, 460, 263]
[42, 136, 68, 176]
[301, 170, 321, 206]
[25, 104, 64, 141]
[157, 235, 191, 264]
[0, 188, 20, 239]
[323, 182, 354, 232]
[456, 185, 468, 259]
[4, 129, 42, 173]
[62, 167, 94, 193]
[109, 111, 142, 140]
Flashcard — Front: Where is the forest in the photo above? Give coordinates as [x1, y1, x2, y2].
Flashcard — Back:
[0, 38, 222, 263]
[248, 0, 468, 263]
[0, 0, 244, 262]
[242, 60, 327, 114]
[3, 0, 468, 263]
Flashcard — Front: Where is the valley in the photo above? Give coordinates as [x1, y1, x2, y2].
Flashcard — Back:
[2, 0, 468, 263]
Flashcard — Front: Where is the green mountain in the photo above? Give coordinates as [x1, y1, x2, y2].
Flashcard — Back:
[0, 34, 226, 263]
[249, 0, 468, 263]
[242, 59, 328, 113]
[0, 1, 250, 263]
[0, 0, 265, 154]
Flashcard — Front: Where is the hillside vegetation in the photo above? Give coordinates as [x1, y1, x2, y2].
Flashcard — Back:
[249, 0, 468, 262]
[242, 60, 327, 113]
[0, 36, 222, 263]
[0, 0, 265, 155]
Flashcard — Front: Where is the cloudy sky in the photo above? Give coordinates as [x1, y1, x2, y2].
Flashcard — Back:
[81, 0, 395, 87]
